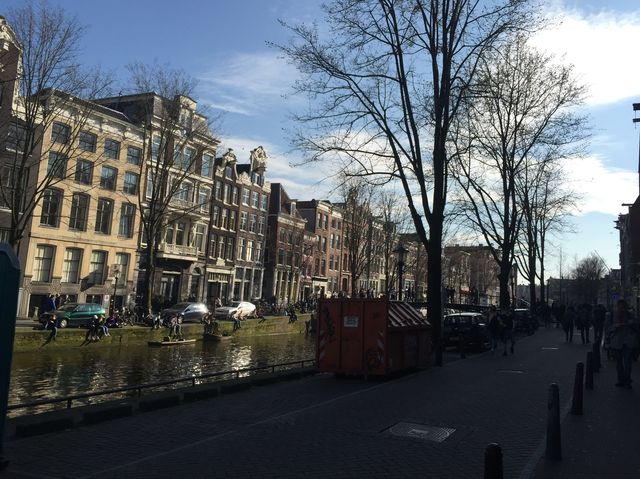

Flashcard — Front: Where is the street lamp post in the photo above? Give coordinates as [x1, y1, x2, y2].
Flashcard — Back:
[394, 243, 409, 301]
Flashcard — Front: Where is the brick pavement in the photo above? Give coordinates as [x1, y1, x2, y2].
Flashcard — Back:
[1, 328, 636, 479]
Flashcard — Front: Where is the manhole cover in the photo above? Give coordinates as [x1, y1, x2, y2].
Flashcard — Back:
[498, 369, 524, 374]
[386, 422, 455, 442]
[542, 347, 559, 350]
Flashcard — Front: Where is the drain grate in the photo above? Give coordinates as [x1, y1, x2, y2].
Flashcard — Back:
[498, 369, 524, 374]
[386, 422, 456, 442]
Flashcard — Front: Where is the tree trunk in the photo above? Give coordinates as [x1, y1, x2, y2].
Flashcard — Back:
[427, 219, 443, 367]
[142, 243, 155, 314]
[498, 261, 512, 309]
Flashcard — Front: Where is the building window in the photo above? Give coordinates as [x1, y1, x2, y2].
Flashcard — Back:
[127, 146, 141, 165]
[229, 211, 236, 231]
[247, 240, 254, 262]
[115, 253, 129, 286]
[104, 139, 120, 159]
[175, 222, 186, 245]
[252, 192, 260, 209]
[249, 214, 257, 233]
[40, 188, 62, 227]
[151, 136, 161, 161]
[174, 181, 192, 202]
[261, 194, 268, 211]
[255, 242, 263, 263]
[47, 152, 67, 179]
[221, 209, 229, 229]
[201, 153, 213, 177]
[242, 188, 250, 205]
[258, 216, 265, 235]
[226, 238, 235, 261]
[225, 165, 233, 179]
[74, 159, 93, 184]
[224, 184, 231, 204]
[7, 122, 27, 151]
[79, 131, 97, 152]
[118, 203, 136, 238]
[278, 249, 285, 265]
[239, 238, 247, 261]
[232, 187, 239, 205]
[123, 172, 139, 195]
[100, 166, 117, 190]
[194, 224, 206, 252]
[239, 212, 248, 231]
[198, 186, 210, 213]
[145, 171, 156, 199]
[215, 180, 223, 200]
[89, 250, 107, 285]
[51, 122, 70, 144]
[212, 206, 220, 228]
[62, 248, 82, 283]
[69, 193, 89, 231]
[183, 146, 195, 169]
[95, 198, 113, 234]
[33, 245, 55, 282]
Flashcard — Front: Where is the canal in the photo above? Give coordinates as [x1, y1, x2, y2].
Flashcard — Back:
[9, 333, 316, 416]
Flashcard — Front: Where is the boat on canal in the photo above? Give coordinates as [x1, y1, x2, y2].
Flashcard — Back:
[202, 332, 232, 342]
[148, 338, 197, 347]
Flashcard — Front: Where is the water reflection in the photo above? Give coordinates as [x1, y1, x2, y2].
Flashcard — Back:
[9, 334, 315, 416]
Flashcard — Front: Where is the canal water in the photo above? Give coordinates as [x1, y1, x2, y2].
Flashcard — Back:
[9, 333, 316, 416]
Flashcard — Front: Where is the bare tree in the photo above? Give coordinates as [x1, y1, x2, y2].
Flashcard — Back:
[516, 161, 577, 305]
[453, 36, 587, 308]
[0, 3, 111, 253]
[570, 252, 607, 305]
[118, 63, 218, 313]
[279, 0, 534, 366]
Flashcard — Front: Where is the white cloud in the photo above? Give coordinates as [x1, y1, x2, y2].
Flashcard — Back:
[198, 52, 300, 116]
[218, 136, 332, 199]
[530, 6, 640, 106]
[563, 155, 638, 216]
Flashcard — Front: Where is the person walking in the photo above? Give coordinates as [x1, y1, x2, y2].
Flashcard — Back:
[46, 294, 57, 313]
[577, 303, 592, 344]
[501, 310, 515, 356]
[563, 306, 576, 342]
[609, 299, 639, 389]
[487, 306, 501, 353]
[592, 304, 607, 345]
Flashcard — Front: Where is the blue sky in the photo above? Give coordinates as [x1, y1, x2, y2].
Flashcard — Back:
[4, 0, 640, 278]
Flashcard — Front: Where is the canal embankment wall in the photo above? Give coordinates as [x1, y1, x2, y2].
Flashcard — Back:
[13, 314, 312, 352]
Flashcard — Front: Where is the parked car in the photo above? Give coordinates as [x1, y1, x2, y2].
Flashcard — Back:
[443, 312, 489, 351]
[39, 303, 105, 329]
[160, 302, 209, 323]
[513, 308, 538, 335]
[214, 301, 256, 320]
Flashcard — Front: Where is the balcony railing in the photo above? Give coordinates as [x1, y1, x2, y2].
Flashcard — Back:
[158, 243, 197, 258]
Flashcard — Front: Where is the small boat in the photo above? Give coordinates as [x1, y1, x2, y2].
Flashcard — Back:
[148, 338, 197, 347]
[203, 332, 232, 342]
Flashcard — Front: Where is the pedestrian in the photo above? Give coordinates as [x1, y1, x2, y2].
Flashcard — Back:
[46, 294, 57, 313]
[577, 303, 591, 344]
[609, 299, 639, 389]
[501, 310, 515, 356]
[563, 306, 576, 342]
[98, 314, 110, 337]
[487, 306, 501, 354]
[232, 311, 242, 331]
[46, 315, 59, 341]
[54, 293, 61, 310]
[592, 304, 607, 345]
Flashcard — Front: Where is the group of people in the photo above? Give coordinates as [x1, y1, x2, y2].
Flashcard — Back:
[551, 302, 607, 345]
[486, 306, 516, 356]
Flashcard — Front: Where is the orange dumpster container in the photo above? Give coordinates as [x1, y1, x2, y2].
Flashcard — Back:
[316, 298, 432, 376]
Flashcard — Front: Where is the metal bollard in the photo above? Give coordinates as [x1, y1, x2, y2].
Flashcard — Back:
[484, 443, 503, 479]
[571, 362, 584, 416]
[546, 383, 562, 461]
[585, 352, 594, 390]
[592, 342, 601, 373]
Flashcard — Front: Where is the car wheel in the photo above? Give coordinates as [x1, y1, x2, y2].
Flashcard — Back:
[59, 318, 68, 329]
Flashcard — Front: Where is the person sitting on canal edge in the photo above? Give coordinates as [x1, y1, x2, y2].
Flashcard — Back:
[98, 314, 110, 338]
[46, 314, 59, 342]
[288, 305, 298, 324]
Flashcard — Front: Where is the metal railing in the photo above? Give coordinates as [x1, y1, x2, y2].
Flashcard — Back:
[8, 358, 315, 414]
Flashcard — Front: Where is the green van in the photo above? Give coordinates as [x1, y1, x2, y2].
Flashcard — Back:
[39, 303, 106, 328]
